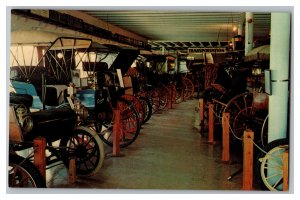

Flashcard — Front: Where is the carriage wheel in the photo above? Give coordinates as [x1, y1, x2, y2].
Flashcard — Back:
[175, 79, 184, 103]
[138, 96, 152, 124]
[194, 79, 203, 98]
[118, 97, 141, 147]
[98, 97, 141, 148]
[157, 83, 169, 110]
[59, 126, 105, 177]
[260, 115, 269, 148]
[175, 85, 183, 103]
[170, 84, 177, 104]
[182, 77, 194, 100]
[166, 84, 177, 107]
[121, 94, 144, 124]
[255, 138, 289, 191]
[148, 89, 160, 114]
[232, 106, 258, 140]
[202, 87, 228, 124]
[223, 92, 253, 141]
[9, 154, 46, 188]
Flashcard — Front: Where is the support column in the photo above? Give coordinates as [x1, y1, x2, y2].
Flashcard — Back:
[174, 57, 178, 73]
[245, 12, 253, 55]
[238, 12, 245, 37]
[161, 46, 166, 55]
[268, 13, 290, 142]
[237, 21, 243, 36]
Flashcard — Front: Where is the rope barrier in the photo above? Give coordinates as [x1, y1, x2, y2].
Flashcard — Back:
[207, 102, 274, 157]
[260, 115, 269, 148]
[210, 106, 243, 141]
[204, 100, 278, 159]
[12, 148, 35, 167]
[247, 137, 269, 155]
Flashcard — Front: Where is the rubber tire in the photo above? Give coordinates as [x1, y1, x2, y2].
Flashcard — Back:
[139, 96, 152, 124]
[59, 126, 105, 177]
[157, 83, 169, 110]
[148, 90, 160, 114]
[255, 138, 289, 191]
[182, 77, 194, 100]
[121, 94, 144, 125]
[9, 154, 46, 188]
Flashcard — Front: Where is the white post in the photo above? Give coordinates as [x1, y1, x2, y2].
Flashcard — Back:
[268, 13, 290, 142]
[161, 46, 165, 55]
[238, 13, 244, 36]
[238, 23, 243, 36]
[174, 57, 178, 73]
[245, 12, 254, 55]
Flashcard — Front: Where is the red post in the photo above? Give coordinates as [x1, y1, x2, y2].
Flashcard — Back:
[68, 158, 77, 184]
[167, 87, 172, 109]
[242, 129, 254, 190]
[170, 85, 174, 109]
[172, 85, 176, 108]
[199, 99, 204, 134]
[283, 150, 289, 191]
[181, 83, 185, 102]
[154, 91, 159, 112]
[208, 103, 214, 144]
[34, 137, 46, 180]
[113, 109, 121, 156]
[222, 112, 230, 162]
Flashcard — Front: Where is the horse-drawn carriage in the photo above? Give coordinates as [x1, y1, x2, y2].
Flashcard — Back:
[9, 32, 142, 187]
[202, 46, 288, 191]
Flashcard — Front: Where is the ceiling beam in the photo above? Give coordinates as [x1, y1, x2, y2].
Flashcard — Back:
[62, 10, 148, 42]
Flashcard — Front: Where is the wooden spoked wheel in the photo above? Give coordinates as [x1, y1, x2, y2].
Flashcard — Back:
[182, 77, 195, 100]
[223, 92, 253, 141]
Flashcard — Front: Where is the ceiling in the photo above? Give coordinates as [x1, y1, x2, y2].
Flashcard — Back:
[81, 10, 271, 51]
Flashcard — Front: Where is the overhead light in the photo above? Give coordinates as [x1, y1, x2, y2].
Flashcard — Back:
[57, 52, 64, 59]
[233, 26, 237, 32]
[146, 62, 151, 68]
